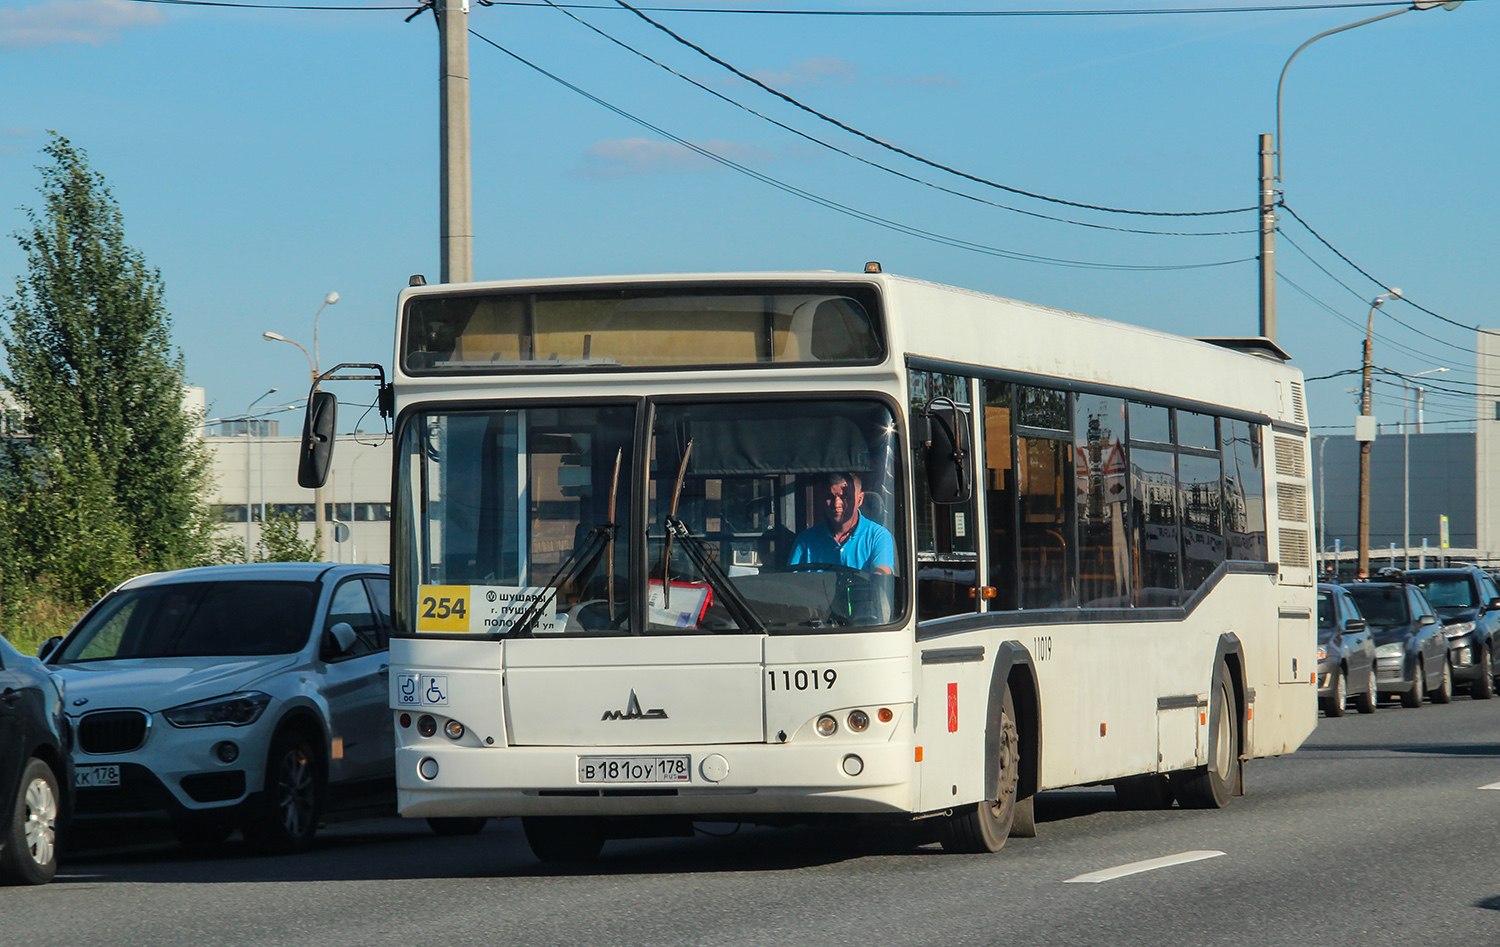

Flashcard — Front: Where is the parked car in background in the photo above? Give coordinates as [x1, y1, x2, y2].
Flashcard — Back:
[0, 634, 70, 885]
[1406, 565, 1500, 700]
[1317, 583, 1377, 716]
[1346, 580, 1450, 708]
[40, 563, 404, 853]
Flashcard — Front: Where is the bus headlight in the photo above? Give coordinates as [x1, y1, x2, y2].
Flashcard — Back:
[847, 710, 870, 732]
[815, 715, 838, 737]
[444, 719, 465, 740]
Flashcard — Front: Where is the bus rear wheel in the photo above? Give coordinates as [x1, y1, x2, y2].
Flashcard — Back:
[522, 817, 605, 863]
[1172, 665, 1239, 810]
[940, 688, 1019, 853]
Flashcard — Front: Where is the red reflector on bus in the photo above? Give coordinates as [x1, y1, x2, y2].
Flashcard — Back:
[947, 683, 958, 732]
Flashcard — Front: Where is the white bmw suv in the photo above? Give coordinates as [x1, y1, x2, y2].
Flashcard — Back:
[42, 562, 404, 853]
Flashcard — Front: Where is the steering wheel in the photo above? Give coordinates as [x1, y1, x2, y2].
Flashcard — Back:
[780, 562, 882, 624]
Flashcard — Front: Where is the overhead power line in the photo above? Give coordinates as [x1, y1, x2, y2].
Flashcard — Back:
[539, 0, 1249, 237]
[487, 1, 1459, 16]
[469, 28, 1253, 271]
[610, 0, 1258, 218]
[1280, 203, 1480, 334]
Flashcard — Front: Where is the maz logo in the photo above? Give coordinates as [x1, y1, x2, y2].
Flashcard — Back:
[601, 689, 667, 721]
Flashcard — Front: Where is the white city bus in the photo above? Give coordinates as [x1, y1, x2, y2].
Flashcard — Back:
[304, 269, 1317, 860]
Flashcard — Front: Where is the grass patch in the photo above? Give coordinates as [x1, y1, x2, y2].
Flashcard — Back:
[0, 583, 89, 657]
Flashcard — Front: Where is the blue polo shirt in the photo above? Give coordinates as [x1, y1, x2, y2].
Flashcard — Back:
[789, 514, 896, 572]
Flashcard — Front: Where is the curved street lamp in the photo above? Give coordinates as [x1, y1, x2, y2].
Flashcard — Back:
[1259, 1, 1462, 341]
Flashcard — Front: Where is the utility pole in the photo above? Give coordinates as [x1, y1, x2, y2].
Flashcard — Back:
[439, 0, 473, 284]
[1258, 134, 1277, 342]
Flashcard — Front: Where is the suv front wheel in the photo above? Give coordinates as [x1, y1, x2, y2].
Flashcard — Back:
[245, 729, 322, 855]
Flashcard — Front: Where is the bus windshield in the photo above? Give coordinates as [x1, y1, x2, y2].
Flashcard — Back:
[397, 399, 904, 636]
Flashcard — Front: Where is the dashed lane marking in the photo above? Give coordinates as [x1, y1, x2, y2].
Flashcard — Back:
[1064, 850, 1225, 884]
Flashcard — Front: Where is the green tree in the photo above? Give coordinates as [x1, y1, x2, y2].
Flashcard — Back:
[255, 511, 322, 563]
[1, 133, 215, 601]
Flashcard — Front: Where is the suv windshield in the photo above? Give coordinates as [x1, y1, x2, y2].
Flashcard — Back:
[397, 399, 904, 636]
[1411, 577, 1476, 609]
[54, 581, 319, 662]
[1346, 586, 1410, 627]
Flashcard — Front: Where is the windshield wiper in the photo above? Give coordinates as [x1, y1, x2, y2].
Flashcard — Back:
[510, 449, 625, 638]
[663, 517, 765, 635]
[507, 524, 616, 638]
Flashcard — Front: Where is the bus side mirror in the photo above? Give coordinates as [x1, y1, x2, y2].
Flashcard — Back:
[924, 404, 971, 505]
[298, 390, 338, 489]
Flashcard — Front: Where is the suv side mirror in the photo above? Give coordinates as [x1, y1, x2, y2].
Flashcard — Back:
[1488, 597, 1500, 611]
[297, 390, 338, 489]
[1419, 614, 1437, 626]
[324, 621, 358, 656]
[36, 636, 63, 662]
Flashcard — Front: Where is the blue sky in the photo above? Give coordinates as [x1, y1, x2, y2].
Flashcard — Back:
[0, 0, 1495, 438]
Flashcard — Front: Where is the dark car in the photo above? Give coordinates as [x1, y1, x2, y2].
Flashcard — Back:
[1406, 566, 1500, 700]
[0, 635, 71, 885]
[1317, 583, 1377, 716]
[1347, 581, 1451, 708]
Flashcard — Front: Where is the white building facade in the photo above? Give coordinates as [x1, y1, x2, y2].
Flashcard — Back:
[205, 429, 392, 565]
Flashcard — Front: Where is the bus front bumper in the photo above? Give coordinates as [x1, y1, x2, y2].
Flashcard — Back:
[395, 742, 916, 818]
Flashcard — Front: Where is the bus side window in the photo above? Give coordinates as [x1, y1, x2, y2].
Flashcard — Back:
[982, 381, 1018, 611]
[911, 370, 980, 621]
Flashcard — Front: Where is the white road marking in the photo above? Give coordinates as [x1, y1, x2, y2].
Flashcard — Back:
[1479, 781, 1500, 790]
[1064, 850, 1225, 884]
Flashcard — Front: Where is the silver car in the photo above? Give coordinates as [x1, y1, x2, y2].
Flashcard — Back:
[42, 563, 395, 853]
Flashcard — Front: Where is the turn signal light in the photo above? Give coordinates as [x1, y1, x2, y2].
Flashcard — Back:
[877, 708, 893, 723]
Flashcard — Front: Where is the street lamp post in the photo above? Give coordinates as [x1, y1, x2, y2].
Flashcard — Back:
[1357, 289, 1402, 577]
[244, 388, 278, 560]
[1260, 0, 1462, 342]
[264, 327, 328, 560]
[1394, 367, 1450, 567]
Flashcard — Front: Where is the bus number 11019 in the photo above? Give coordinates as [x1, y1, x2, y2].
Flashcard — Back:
[768, 669, 837, 691]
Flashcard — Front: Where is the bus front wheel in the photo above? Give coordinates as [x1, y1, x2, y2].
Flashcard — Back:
[1172, 664, 1239, 810]
[939, 687, 1019, 853]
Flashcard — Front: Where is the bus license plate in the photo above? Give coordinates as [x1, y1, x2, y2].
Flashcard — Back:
[76, 765, 120, 788]
[578, 756, 691, 784]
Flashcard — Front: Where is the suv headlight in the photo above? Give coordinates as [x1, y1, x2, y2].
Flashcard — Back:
[1375, 643, 1405, 659]
[1317, 645, 1328, 660]
[1444, 621, 1476, 638]
[162, 691, 272, 728]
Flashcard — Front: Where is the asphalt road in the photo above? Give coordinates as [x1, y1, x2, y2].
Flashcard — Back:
[7, 694, 1499, 947]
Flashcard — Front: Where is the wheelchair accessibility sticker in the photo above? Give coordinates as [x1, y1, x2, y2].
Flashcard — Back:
[396, 673, 449, 708]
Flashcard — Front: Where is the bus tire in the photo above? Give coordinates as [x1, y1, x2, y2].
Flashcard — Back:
[1009, 796, 1037, 838]
[1172, 665, 1238, 810]
[939, 688, 1019, 853]
[522, 817, 605, 863]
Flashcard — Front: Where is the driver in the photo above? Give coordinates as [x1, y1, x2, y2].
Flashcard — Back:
[788, 472, 895, 575]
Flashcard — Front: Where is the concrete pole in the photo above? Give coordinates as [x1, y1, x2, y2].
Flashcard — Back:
[1259, 134, 1277, 342]
[439, 0, 473, 284]
[1358, 305, 1375, 578]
